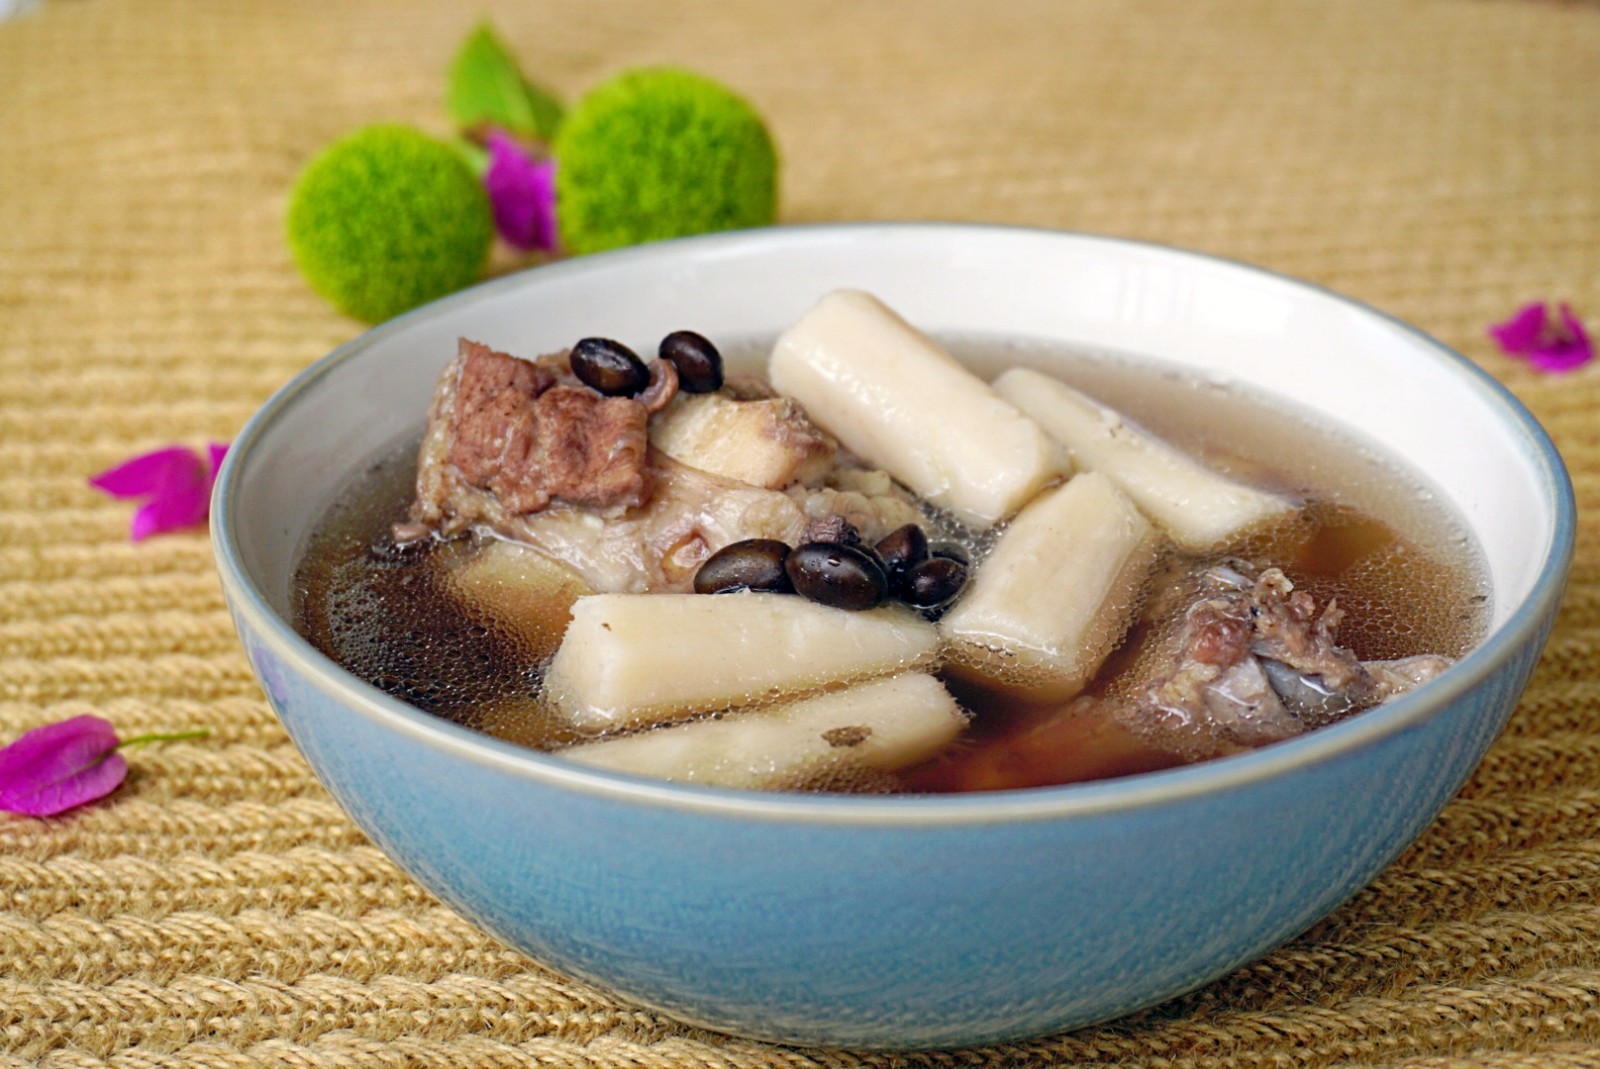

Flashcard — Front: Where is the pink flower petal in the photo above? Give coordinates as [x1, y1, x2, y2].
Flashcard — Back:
[88, 446, 203, 500]
[129, 484, 209, 540]
[89, 443, 227, 541]
[485, 130, 558, 252]
[1487, 303, 1548, 354]
[1488, 301, 1593, 374]
[528, 159, 557, 252]
[1525, 304, 1594, 373]
[0, 715, 128, 817]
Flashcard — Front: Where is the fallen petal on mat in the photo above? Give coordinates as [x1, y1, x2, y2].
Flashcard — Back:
[89, 442, 229, 540]
[0, 715, 128, 816]
[0, 718, 212, 817]
[1489, 301, 1593, 373]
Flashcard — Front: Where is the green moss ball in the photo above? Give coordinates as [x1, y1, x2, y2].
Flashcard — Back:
[554, 68, 778, 256]
[287, 124, 494, 323]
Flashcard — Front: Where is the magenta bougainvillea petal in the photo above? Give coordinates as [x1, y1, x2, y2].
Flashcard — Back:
[1538, 305, 1595, 373]
[528, 159, 557, 251]
[87, 446, 200, 499]
[1489, 302, 1593, 374]
[129, 488, 210, 541]
[484, 129, 558, 252]
[0, 715, 128, 817]
[89, 443, 227, 540]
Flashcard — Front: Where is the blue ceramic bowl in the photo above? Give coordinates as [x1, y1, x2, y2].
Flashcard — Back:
[213, 224, 1574, 1049]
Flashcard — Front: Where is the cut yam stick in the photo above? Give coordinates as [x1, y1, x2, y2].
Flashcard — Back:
[545, 591, 939, 732]
[769, 290, 1066, 528]
[439, 537, 594, 667]
[993, 368, 1297, 552]
[940, 472, 1159, 700]
[558, 673, 966, 789]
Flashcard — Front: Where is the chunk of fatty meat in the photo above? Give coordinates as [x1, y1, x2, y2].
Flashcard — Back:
[410, 339, 921, 593]
[424, 339, 650, 516]
[650, 388, 837, 489]
[1124, 562, 1454, 758]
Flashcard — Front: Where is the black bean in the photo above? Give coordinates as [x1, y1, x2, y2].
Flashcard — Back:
[571, 337, 649, 396]
[694, 539, 793, 595]
[785, 541, 889, 611]
[659, 330, 725, 393]
[874, 524, 929, 590]
[855, 541, 888, 574]
[929, 540, 970, 567]
[901, 556, 968, 610]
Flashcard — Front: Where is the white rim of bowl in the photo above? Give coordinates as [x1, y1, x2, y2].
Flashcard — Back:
[212, 222, 1577, 827]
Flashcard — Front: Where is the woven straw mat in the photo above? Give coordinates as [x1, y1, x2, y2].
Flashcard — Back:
[3, 0, 1600, 1066]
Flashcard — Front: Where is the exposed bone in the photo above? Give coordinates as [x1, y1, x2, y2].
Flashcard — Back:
[1126, 562, 1457, 757]
[637, 359, 680, 413]
[650, 387, 836, 489]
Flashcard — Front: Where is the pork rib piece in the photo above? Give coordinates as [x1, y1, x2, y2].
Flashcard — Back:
[408, 339, 923, 593]
[1128, 562, 1453, 757]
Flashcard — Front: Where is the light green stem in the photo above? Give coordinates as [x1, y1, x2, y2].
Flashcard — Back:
[116, 728, 211, 750]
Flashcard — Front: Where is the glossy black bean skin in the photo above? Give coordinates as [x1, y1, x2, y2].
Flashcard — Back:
[929, 540, 970, 567]
[659, 330, 725, 393]
[785, 541, 889, 611]
[853, 541, 887, 573]
[874, 524, 929, 589]
[571, 337, 649, 396]
[902, 556, 968, 610]
[694, 539, 793, 595]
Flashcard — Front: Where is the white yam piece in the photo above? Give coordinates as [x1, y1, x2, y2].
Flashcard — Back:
[558, 673, 965, 789]
[545, 591, 939, 732]
[768, 290, 1066, 528]
[940, 472, 1159, 700]
[439, 538, 593, 666]
[993, 368, 1297, 552]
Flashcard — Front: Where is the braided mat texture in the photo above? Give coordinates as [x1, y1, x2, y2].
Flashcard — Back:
[3, 0, 1600, 1065]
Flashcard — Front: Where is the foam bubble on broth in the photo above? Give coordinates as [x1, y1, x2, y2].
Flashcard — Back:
[293, 454, 577, 749]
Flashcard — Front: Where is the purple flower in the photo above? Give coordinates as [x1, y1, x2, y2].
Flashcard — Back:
[0, 717, 210, 817]
[1488, 302, 1592, 373]
[0, 716, 126, 816]
[484, 129, 558, 252]
[89, 442, 228, 540]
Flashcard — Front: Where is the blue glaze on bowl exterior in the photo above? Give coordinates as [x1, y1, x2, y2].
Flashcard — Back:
[230, 609, 1553, 1048]
[214, 224, 1574, 1049]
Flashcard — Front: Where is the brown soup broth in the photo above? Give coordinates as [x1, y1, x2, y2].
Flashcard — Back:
[292, 340, 1490, 792]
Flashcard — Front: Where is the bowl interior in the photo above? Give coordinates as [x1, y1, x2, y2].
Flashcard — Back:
[222, 223, 1568, 761]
